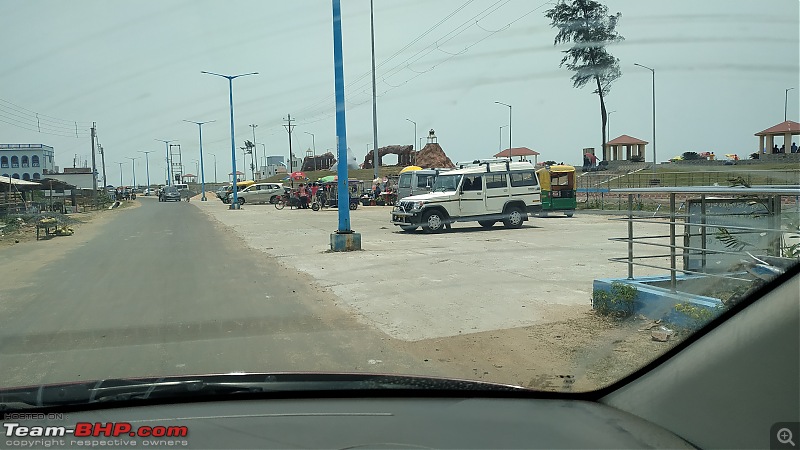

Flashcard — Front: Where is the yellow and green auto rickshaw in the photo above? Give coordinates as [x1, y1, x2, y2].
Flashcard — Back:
[536, 164, 576, 217]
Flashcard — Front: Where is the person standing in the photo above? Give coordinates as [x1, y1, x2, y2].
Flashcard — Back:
[298, 183, 309, 209]
[791, 142, 798, 153]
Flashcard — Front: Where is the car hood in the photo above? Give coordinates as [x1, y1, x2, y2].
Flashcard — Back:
[399, 191, 457, 202]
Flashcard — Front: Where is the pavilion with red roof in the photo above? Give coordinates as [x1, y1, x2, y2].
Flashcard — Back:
[603, 135, 648, 162]
[494, 147, 540, 164]
[756, 120, 798, 154]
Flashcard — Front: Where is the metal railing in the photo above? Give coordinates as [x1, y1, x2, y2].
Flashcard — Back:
[607, 186, 800, 291]
[578, 169, 799, 191]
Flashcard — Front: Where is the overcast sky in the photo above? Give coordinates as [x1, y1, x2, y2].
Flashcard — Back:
[1, 0, 798, 184]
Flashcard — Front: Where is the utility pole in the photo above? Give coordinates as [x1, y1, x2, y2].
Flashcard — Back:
[249, 124, 258, 179]
[369, 0, 379, 181]
[117, 162, 124, 186]
[283, 114, 296, 185]
[138, 151, 152, 193]
[99, 144, 107, 191]
[90, 123, 97, 205]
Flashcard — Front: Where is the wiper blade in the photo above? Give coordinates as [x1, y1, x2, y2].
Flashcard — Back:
[0, 373, 526, 409]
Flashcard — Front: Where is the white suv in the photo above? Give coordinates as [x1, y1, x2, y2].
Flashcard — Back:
[235, 183, 284, 205]
[391, 161, 541, 233]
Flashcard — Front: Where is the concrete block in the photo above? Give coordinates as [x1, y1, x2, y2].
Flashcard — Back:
[330, 231, 361, 252]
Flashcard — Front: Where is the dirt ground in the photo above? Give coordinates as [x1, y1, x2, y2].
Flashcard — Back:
[395, 310, 685, 392]
[0, 200, 138, 249]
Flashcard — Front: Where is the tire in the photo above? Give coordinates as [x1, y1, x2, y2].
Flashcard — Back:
[502, 207, 524, 229]
[270, 195, 279, 204]
[275, 200, 285, 210]
[311, 202, 320, 211]
[349, 202, 358, 210]
[238, 197, 245, 205]
[478, 220, 495, 228]
[566, 212, 574, 218]
[400, 225, 418, 232]
[421, 210, 446, 233]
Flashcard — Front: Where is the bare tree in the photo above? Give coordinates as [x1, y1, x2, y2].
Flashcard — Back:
[545, 0, 623, 160]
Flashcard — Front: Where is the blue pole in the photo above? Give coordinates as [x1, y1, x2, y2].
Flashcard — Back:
[228, 77, 239, 208]
[199, 124, 207, 201]
[332, 0, 351, 232]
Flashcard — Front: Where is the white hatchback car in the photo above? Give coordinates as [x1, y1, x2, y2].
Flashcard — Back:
[235, 183, 284, 205]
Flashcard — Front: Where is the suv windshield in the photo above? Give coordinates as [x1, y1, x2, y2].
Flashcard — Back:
[432, 174, 463, 192]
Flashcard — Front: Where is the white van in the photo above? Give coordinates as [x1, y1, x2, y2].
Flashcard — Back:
[396, 168, 450, 201]
[391, 161, 541, 233]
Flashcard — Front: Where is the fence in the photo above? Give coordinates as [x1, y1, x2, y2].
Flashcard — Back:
[606, 186, 800, 291]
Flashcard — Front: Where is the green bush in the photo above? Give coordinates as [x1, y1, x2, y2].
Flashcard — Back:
[593, 281, 638, 318]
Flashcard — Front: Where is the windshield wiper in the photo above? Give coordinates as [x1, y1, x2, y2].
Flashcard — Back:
[0, 373, 526, 409]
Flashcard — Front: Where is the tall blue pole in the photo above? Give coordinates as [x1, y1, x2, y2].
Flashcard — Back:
[199, 124, 207, 200]
[184, 120, 214, 201]
[332, 0, 351, 232]
[201, 71, 257, 209]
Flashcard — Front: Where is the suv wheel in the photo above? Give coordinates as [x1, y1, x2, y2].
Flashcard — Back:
[502, 207, 524, 229]
[400, 225, 418, 232]
[238, 197, 245, 205]
[478, 220, 495, 228]
[421, 210, 446, 233]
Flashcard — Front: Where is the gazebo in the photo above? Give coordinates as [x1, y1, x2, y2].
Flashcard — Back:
[755, 120, 799, 154]
[494, 147, 540, 164]
[603, 135, 648, 161]
[182, 173, 197, 183]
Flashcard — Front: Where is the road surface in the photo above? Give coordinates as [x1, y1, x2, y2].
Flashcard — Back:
[0, 198, 437, 388]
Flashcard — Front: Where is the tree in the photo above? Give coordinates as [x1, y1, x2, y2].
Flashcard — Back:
[545, 0, 623, 160]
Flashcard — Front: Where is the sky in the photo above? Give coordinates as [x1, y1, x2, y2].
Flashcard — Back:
[1, 0, 798, 185]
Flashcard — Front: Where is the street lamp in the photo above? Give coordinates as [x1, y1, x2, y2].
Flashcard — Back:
[249, 124, 258, 180]
[154, 139, 176, 185]
[209, 153, 218, 184]
[303, 131, 316, 170]
[126, 157, 139, 188]
[606, 110, 616, 140]
[495, 101, 512, 159]
[785, 87, 795, 122]
[137, 151, 152, 193]
[499, 125, 509, 153]
[634, 63, 656, 173]
[116, 162, 125, 186]
[201, 70, 258, 209]
[405, 118, 416, 165]
[184, 119, 214, 201]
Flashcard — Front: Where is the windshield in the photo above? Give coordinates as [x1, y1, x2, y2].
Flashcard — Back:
[0, 0, 797, 407]
[432, 174, 463, 192]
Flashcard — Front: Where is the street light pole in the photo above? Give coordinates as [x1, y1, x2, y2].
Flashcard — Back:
[499, 125, 509, 153]
[785, 87, 795, 122]
[606, 110, 616, 141]
[184, 119, 215, 201]
[303, 131, 316, 170]
[138, 151, 152, 193]
[495, 101, 512, 159]
[201, 71, 258, 209]
[126, 157, 139, 188]
[634, 63, 656, 173]
[405, 118, 416, 165]
[155, 139, 176, 185]
[249, 124, 258, 180]
[208, 153, 217, 184]
[117, 162, 124, 187]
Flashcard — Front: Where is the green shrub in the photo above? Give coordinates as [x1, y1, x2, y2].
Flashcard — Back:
[593, 281, 638, 318]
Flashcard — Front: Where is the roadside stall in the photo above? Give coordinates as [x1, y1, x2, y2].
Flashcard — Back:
[536, 164, 577, 217]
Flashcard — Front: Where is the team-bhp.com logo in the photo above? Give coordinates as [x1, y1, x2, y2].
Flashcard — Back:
[4, 422, 188, 438]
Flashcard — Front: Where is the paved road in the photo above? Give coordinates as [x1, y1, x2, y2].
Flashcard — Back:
[0, 198, 436, 388]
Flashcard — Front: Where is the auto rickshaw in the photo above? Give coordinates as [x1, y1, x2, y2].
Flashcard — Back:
[536, 164, 576, 217]
[316, 180, 362, 210]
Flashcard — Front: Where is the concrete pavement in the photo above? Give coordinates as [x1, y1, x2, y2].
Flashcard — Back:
[191, 196, 666, 342]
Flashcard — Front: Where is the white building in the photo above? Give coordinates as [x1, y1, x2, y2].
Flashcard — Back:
[0, 143, 56, 180]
